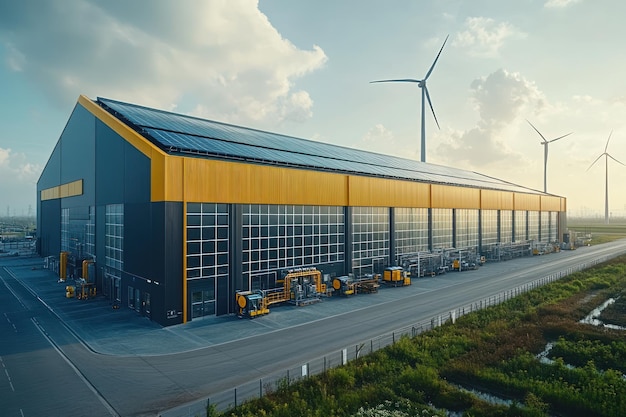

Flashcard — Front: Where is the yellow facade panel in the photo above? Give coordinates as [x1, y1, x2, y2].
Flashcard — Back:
[150, 151, 167, 201]
[182, 158, 348, 206]
[164, 156, 184, 202]
[279, 169, 347, 206]
[40, 179, 84, 201]
[514, 193, 541, 211]
[431, 185, 480, 209]
[69, 179, 83, 196]
[348, 176, 430, 208]
[561, 197, 567, 212]
[481, 189, 514, 210]
[541, 195, 562, 212]
[59, 183, 69, 198]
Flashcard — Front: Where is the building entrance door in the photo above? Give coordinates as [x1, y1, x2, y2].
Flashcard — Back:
[143, 292, 151, 318]
[191, 290, 215, 319]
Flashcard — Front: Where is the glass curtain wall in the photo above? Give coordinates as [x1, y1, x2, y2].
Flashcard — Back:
[104, 204, 123, 302]
[243, 205, 344, 290]
[85, 206, 95, 258]
[514, 211, 527, 241]
[394, 207, 429, 257]
[61, 208, 70, 252]
[540, 211, 550, 242]
[528, 211, 539, 242]
[105, 204, 124, 272]
[432, 209, 453, 249]
[481, 210, 498, 248]
[500, 210, 513, 244]
[550, 212, 558, 242]
[352, 207, 389, 277]
[186, 203, 229, 317]
[455, 209, 479, 249]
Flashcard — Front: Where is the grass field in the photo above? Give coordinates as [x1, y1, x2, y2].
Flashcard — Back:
[567, 218, 626, 245]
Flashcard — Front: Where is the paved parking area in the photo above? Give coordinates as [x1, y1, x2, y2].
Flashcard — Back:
[0, 249, 581, 356]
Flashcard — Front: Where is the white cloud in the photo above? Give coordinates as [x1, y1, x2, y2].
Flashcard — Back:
[0, 0, 327, 127]
[363, 124, 394, 145]
[0, 148, 9, 166]
[433, 69, 545, 171]
[0, 147, 42, 215]
[0, 148, 41, 183]
[471, 69, 547, 127]
[454, 17, 525, 57]
[358, 124, 405, 156]
[279, 90, 314, 123]
[544, 0, 582, 9]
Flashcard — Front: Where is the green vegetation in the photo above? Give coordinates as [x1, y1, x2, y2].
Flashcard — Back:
[212, 256, 626, 417]
[567, 218, 626, 245]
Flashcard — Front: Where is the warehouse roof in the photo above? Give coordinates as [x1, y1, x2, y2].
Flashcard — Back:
[97, 97, 547, 195]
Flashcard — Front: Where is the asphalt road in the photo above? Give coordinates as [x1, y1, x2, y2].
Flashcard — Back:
[2, 240, 626, 417]
[0, 267, 117, 417]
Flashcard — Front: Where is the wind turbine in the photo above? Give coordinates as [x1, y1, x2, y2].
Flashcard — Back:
[587, 131, 625, 224]
[526, 120, 573, 193]
[370, 35, 449, 163]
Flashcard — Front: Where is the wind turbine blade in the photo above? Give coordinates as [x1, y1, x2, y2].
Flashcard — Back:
[607, 154, 626, 167]
[605, 130, 613, 152]
[526, 120, 547, 143]
[424, 34, 449, 81]
[370, 79, 421, 84]
[548, 132, 573, 144]
[424, 86, 440, 129]
[586, 154, 604, 171]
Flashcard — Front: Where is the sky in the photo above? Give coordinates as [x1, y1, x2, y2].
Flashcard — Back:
[1, 0, 625, 218]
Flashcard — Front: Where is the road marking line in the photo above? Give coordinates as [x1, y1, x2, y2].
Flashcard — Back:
[30, 318, 120, 417]
[2, 362, 15, 392]
[0, 268, 26, 309]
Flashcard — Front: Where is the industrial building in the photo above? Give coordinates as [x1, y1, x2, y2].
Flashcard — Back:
[37, 96, 567, 326]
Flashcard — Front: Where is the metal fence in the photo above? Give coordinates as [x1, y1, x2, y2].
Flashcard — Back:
[162, 253, 615, 417]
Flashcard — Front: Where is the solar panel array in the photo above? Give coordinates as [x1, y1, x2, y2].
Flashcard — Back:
[97, 97, 544, 195]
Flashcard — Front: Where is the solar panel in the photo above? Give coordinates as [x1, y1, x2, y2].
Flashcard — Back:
[97, 97, 545, 195]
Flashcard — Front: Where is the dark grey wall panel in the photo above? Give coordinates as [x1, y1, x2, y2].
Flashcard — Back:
[147, 202, 183, 326]
[95, 120, 125, 205]
[38, 200, 61, 257]
[149, 202, 167, 325]
[37, 104, 97, 256]
[123, 141, 150, 204]
[37, 141, 62, 191]
[124, 202, 152, 277]
[94, 119, 151, 206]
[60, 104, 96, 205]
[163, 202, 183, 325]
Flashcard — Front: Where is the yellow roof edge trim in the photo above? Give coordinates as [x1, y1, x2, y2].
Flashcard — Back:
[77, 95, 167, 159]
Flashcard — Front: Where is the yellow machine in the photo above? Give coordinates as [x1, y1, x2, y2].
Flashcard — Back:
[452, 259, 461, 270]
[236, 290, 269, 318]
[383, 267, 411, 287]
[82, 259, 94, 281]
[332, 274, 381, 296]
[65, 285, 75, 298]
[236, 268, 323, 318]
[76, 281, 96, 300]
[332, 276, 355, 296]
[59, 251, 69, 281]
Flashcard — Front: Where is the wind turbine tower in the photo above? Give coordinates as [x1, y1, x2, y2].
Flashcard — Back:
[587, 131, 625, 224]
[370, 35, 449, 163]
[526, 120, 572, 193]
